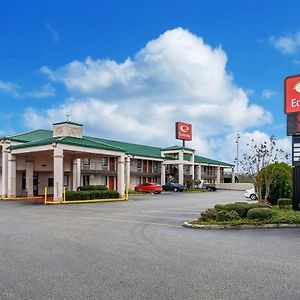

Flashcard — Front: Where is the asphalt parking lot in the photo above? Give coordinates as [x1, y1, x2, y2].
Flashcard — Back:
[0, 190, 300, 300]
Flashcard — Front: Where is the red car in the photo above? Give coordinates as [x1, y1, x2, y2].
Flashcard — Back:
[134, 182, 162, 194]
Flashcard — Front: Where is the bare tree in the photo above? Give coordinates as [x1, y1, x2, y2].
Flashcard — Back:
[239, 135, 290, 202]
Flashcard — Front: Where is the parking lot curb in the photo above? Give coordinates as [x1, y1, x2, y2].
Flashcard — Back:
[183, 220, 300, 230]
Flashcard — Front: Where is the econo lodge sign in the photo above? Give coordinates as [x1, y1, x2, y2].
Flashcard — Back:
[285, 74, 300, 114]
[176, 122, 192, 141]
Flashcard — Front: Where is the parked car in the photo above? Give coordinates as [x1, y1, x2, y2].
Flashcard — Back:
[162, 182, 185, 192]
[196, 179, 217, 191]
[134, 182, 162, 194]
[244, 188, 258, 200]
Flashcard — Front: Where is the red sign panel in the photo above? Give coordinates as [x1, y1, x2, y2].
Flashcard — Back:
[176, 122, 192, 141]
[285, 74, 300, 114]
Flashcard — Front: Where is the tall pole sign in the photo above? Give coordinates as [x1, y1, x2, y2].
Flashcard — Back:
[285, 74, 300, 210]
[175, 122, 192, 147]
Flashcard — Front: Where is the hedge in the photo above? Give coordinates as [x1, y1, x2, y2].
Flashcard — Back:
[214, 202, 271, 218]
[247, 208, 272, 220]
[66, 190, 119, 201]
[216, 210, 240, 222]
[78, 185, 108, 191]
[277, 198, 292, 209]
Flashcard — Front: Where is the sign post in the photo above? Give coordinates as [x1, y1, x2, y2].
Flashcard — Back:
[285, 74, 300, 210]
[175, 122, 192, 146]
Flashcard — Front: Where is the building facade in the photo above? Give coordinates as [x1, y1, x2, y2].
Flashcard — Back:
[0, 121, 234, 200]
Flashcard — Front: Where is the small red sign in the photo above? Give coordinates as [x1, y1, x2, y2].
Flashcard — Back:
[176, 122, 192, 141]
[285, 74, 300, 114]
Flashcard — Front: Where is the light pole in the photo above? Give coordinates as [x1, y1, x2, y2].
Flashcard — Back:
[236, 133, 240, 174]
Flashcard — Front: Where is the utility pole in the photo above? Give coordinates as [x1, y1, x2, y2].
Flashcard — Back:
[236, 133, 240, 174]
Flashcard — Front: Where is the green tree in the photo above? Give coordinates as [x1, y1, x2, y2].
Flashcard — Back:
[260, 162, 292, 205]
[239, 136, 290, 203]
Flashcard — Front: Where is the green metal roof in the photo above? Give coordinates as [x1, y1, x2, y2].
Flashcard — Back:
[161, 145, 195, 152]
[84, 136, 163, 159]
[0, 129, 53, 143]
[195, 155, 234, 167]
[9, 136, 126, 152]
[3, 128, 233, 166]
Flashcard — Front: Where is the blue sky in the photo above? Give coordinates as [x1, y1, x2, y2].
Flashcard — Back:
[0, 0, 299, 162]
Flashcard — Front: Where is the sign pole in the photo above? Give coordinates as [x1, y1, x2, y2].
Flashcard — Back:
[292, 136, 300, 210]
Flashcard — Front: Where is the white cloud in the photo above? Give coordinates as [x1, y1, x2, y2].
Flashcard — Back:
[26, 83, 56, 98]
[45, 24, 59, 43]
[270, 32, 300, 54]
[0, 80, 19, 96]
[262, 89, 277, 99]
[0, 80, 55, 99]
[27, 28, 274, 162]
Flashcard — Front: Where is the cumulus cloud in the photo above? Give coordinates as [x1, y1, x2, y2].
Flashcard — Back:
[27, 28, 274, 162]
[270, 32, 300, 54]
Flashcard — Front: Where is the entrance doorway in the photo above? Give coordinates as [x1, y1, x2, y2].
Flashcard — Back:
[33, 172, 38, 196]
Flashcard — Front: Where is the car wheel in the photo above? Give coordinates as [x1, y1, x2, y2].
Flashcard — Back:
[250, 194, 257, 201]
[174, 188, 178, 192]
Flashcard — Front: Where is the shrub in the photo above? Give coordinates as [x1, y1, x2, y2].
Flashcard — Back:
[214, 204, 225, 211]
[216, 210, 241, 222]
[260, 162, 292, 205]
[222, 203, 249, 217]
[66, 190, 119, 201]
[247, 203, 271, 209]
[200, 208, 217, 221]
[247, 208, 272, 220]
[78, 185, 108, 191]
[277, 198, 292, 209]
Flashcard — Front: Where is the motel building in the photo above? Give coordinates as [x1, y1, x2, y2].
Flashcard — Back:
[0, 121, 234, 201]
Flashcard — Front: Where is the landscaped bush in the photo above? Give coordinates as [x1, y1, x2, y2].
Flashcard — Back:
[277, 198, 292, 209]
[200, 208, 217, 221]
[221, 203, 250, 217]
[260, 162, 292, 205]
[214, 204, 225, 211]
[247, 208, 272, 220]
[78, 185, 108, 191]
[213, 202, 271, 218]
[216, 210, 240, 222]
[66, 190, 119, 201]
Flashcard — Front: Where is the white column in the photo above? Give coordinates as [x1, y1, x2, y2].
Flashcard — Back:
[125, 156, 131, 188]
[178, 164, 184, 185]
[72, 159, 77, 191]
[117, 155, 125, 197]
[7, 153, 16, 197]
[190, 164, 195, 180]
[216, 166, 221, 188]
[26, 159, 34, 196]
[190, 153, 195, 180]
[53, 146, 64, 201]
[1, 142, 9, 197]
[76, 158, 81, 188]
[231, 167, 235, 183]
[197, 164, 202, 181]
[161, 164, 166, 185]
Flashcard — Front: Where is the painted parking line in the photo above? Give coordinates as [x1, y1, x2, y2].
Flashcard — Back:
[83, 216, 181, 228]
